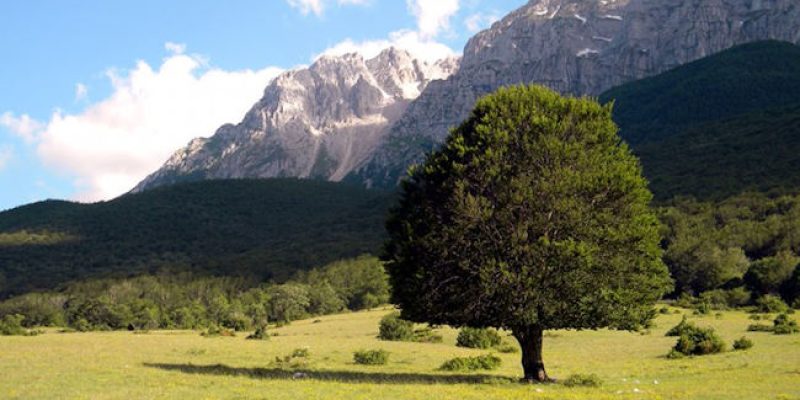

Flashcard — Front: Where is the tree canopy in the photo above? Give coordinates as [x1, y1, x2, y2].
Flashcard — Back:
[384, 85, 672, 381]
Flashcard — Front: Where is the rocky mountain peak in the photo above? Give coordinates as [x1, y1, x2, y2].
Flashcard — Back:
[133, 48, 459, 191]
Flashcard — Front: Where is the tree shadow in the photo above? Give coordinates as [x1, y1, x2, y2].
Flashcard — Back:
[143, 363, 514, 385]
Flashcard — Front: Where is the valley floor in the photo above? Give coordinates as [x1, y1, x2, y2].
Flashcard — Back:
[0, 307, 798, 399]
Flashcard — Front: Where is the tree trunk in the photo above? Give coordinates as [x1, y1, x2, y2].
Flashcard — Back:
[514, 325, 549, 382]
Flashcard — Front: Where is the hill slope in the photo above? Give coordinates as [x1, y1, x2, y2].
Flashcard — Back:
[601, 40, 800, 145]
[0, 179, 393, 298]
[597, 41, 800, 200]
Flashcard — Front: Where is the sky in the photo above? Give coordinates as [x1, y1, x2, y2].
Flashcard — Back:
[0, 0, 524, 211]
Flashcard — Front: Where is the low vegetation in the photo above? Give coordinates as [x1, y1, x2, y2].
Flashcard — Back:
[456, 327, 502, 349]
[353, 349, 390, 365]
[438, 354, 502, 372]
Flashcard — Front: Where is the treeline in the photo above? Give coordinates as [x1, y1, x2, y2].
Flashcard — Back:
[660, 192, 800, 309]
[0, 255, 389, 331]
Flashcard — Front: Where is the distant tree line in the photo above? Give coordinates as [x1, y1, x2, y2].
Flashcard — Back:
[660, 192, 800, 309]
[0, 255, 389, 331]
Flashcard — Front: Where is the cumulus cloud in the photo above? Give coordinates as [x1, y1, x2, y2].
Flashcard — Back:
[317, 0, 461, 63]
[318, 29, 457, 63]
[31, 49, 283, 202]
[464, 12, 500, 33]
[407, 0, 460, 39]
[0, 112, 42, 143]
[286, 0, 370, 16]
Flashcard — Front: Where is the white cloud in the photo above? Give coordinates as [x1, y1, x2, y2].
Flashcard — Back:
[75, 83, 88, 102]
[464, 12, 500, 33]
[317, 0, 462, 63]
[0, 146, 11, 172]
[32, 49, 283, 202]
[318, 29, 457, 63]
[0, 112, 43, 143]
[406, 0, 460, 39]
[164, 42, 187, 55]
[286, 0, 370, 16]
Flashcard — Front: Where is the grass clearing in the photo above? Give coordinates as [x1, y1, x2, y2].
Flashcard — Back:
[0, 307, 798, 399]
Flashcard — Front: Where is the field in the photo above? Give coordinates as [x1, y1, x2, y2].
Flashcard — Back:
[1, 307, 798, 400]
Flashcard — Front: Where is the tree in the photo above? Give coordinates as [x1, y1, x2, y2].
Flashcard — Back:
[384, 85, 672, 382]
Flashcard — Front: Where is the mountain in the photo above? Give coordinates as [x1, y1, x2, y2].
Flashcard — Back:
[350, 0, 800, 187]
[136, 0, 800, 193]
[134, 49, 458, 192]
[0, 179, 394, 298]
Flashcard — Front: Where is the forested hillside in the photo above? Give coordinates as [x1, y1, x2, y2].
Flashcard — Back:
[600, 41, 800, 200]
[0, 179, 393, 298]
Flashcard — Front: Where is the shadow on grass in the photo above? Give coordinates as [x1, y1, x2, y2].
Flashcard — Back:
[143, 363, 514, 385]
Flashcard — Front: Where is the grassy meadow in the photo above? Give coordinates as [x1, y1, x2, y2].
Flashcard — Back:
[0, 307, 798, 400]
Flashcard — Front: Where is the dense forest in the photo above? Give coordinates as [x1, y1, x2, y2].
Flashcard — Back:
[601, 40, 800, 200]
[0, 179, 393, 298]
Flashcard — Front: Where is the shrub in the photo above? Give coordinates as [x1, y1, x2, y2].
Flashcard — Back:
[438, 354, 502, 371]
[665, 316, 693, 337]
[0, 314, 32, 336]
[665, 349, 686, 359]
[495, 340, 519, 354]
[378, 312, 414, 341]
[201, 325, 236, 337]
[747, 324, 774, 332]
[412, 327, 443, 343]
[562, 373, 603, 387]
[755, 295, 789, 314]
[353, 349, 390, 365]
[671, 325, 726, 356]
[246, 324, 269, 340]
[456, 327, 502, 349]
[773, 314, 799, 335]
[794, 298, 800, 310]
[732, 337, 754, 350]
[659, 306, 671, 314]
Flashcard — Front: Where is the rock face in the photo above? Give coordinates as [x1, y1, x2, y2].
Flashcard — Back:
[137, 0, 800, 191]
[133, 49, 459, 192]
[349, 0, 800, 187]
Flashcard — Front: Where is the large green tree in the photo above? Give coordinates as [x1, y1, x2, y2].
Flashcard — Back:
[384, 85, 672, 382]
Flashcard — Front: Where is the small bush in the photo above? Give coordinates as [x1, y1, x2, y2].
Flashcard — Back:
[665, 316, 693, 337]
[671, 325, 726, 356]
[201, 325, 236, 337]
[494, 340, 519, 354]
[412, 327, 443, 343]
[378, 312, 414, 341]
[732, 337, 754, 351]
[755, 295, 789, 314]
[353, 349, 390, 365]
[0, 314, 27, 336]
[747, 324, 774, 332]
[659, 306, 671, 314]
[562, 373, 602, 387]
[272, 348, 311, 369]
[773, 314, 799, 335]
[456, 327, 502, 349]
[438, 354, 502, 371]
[793, 298, 800, 310]
[0, 314, 39, 336]
[246, 324, 269, 340]
[665, 349, 686, 359]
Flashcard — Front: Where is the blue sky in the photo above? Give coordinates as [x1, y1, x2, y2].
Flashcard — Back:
[0, 0, 523, 211]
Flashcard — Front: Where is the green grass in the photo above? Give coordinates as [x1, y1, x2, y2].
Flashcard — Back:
[0, 307, 798, 399]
